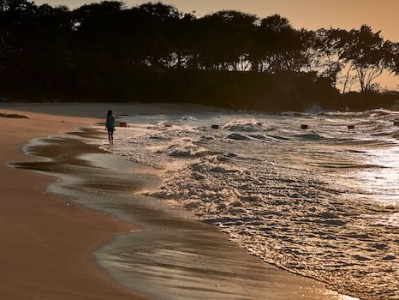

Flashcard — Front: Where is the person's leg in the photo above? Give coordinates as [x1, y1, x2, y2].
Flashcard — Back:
[109, 129, 114, 144]
[107, 129, 112, 144]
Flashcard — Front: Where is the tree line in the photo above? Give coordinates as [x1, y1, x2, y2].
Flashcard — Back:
[1, 0, 398, 110]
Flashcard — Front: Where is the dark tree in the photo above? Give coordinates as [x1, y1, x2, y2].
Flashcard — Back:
[306, 28, 348, 88]
[340, 25, 393, 92]
[192, 10, 257, 71]
[0, 0, 397, 110]
[250, 14, 304, 73]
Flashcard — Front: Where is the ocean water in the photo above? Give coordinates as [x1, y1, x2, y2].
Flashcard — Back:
[92, 106, 399, 300]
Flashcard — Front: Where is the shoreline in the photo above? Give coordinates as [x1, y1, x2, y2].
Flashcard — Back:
[0, 104, 149, 299]
[0, 103, 354, 300]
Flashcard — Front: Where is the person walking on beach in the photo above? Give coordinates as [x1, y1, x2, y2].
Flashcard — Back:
[105, 110, 115, 144]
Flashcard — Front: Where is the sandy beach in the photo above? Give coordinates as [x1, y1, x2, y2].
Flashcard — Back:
[0, 103, 149, 300]
[0, 102, 354, 300]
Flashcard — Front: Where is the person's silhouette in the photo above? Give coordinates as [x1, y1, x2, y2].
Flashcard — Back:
[105, 110, 115, 144]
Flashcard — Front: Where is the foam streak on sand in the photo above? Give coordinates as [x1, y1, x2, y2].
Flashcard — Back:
[97, 107, 399, 300]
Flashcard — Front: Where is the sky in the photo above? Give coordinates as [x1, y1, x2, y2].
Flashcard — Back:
[36, 0, 399, 42]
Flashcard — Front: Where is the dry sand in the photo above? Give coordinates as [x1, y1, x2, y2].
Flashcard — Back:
[0, 103, 149, 300]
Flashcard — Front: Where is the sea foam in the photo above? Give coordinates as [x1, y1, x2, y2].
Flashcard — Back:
[94, 108, 399, 300]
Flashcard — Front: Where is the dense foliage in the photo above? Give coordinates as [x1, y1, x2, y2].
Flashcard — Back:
[1, 0, 398, 110]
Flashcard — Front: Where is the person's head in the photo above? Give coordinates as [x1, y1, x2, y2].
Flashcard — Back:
[107, 110, 113, 116]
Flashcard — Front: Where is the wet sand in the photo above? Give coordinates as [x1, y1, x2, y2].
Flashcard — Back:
[0, 103, 148, 300]
[0, 103, 354, 300]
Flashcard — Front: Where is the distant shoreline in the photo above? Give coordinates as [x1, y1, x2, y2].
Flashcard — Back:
[3, 86, 399, 114]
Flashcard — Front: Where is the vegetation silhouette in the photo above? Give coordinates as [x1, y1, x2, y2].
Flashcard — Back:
[0, 0, 398, 111]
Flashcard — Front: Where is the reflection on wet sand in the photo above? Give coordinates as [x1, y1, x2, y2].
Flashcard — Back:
[13, 131, 353, 300]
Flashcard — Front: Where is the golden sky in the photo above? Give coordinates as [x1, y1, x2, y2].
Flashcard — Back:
[37, 0, 399, 42]
[152, 0, 399, 42]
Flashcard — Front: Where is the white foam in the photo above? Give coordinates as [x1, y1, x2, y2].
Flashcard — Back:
[89, 108, 399, 299]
